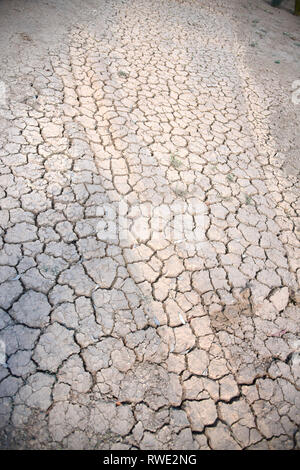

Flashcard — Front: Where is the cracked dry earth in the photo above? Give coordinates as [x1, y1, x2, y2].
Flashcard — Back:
[0, 0, 300, 450]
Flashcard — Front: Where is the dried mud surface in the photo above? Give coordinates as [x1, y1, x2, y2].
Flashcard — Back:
[0, 0, 299, 450]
